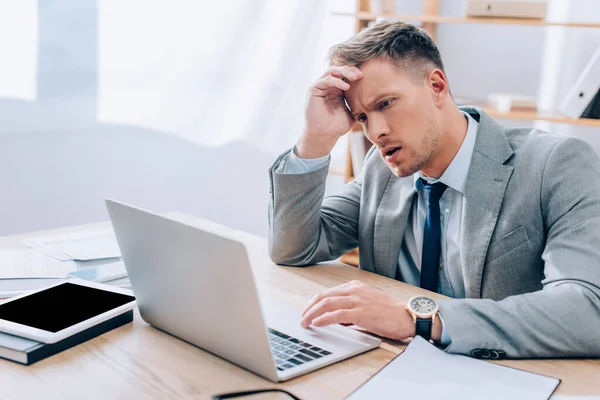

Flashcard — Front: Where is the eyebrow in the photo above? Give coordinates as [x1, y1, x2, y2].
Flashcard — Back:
[350, 92, 398, 117]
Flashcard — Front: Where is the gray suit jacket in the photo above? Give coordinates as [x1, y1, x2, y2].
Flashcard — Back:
[268, 107, 600, 359]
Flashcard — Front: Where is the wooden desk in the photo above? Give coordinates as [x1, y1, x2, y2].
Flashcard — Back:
[0, 214, 599, 399]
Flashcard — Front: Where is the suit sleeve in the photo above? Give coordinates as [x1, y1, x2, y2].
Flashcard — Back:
[275, 147, 330, 174]
[439, 137, 600, 358]
[268, 146, 376, 266]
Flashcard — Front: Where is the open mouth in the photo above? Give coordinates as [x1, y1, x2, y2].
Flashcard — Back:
[385, 147, 401, 157]
[384, 147, 402, 162]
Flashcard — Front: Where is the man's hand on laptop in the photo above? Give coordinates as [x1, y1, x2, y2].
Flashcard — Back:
[300, 280, 442, 342]
[295, 65, 363, 159]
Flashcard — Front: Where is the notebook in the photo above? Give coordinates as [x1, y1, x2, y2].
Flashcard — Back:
[0, 310, 133, 365]
[347, 336, 560, 400]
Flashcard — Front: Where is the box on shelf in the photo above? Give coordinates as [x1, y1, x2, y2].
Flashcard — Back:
[466, 0, 548, 19]
[487, 93, 537, 112]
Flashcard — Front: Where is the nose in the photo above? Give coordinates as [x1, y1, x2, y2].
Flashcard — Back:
[364, 113, 390, 143]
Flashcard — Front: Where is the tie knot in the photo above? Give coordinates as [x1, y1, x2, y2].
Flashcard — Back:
[418, 178, 447, 203]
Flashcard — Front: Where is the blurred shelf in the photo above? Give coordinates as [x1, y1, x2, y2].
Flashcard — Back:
[480, 106, 600, 127]
[335, 1, 600, 267]
[333, 12, 600, 29]
[340, 248, 359, 267]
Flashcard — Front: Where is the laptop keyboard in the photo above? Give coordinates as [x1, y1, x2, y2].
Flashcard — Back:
[268, 328, 332, 371]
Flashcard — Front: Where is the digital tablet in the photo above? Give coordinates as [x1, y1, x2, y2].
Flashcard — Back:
[0, 280, 136, 343]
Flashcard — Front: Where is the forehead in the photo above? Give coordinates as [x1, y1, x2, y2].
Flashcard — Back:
[345, 58, 419, 111]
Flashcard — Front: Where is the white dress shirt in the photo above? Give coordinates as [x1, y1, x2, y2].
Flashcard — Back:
[402, 112, 478, 299]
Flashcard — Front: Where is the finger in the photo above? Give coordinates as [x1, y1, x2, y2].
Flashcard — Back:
[301, 295, 358, 328]
[312, 76, 350, 93]
[341, 65, 364, 81]
[327, 65, 363, 82]
[329, 66, 354, 80]
[321, 65, 346, 79]
[301, 281, 361, 317]
[350, 65, 363, 77]
[312, 309, 357, 327]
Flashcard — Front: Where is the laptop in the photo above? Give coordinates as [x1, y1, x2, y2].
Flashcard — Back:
[105, 199, 381, 382]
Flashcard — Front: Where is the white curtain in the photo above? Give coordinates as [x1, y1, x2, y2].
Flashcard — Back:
[97, 0, 327, 153]
[0, 0, 328, 153]
[0, 0, 37, 101]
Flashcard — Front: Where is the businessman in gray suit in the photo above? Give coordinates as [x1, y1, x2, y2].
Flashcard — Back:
[268, 21, 600, 358]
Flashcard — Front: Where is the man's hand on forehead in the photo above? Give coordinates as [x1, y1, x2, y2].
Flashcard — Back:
[296, 65, 363, 159]
[327, 65, 362, 83]
[326, 66, 362, 114]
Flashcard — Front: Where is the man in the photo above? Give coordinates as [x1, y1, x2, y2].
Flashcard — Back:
[268, 21, 600, 358]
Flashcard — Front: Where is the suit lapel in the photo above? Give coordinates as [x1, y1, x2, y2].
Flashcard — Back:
[373, 175, 416, 279]
[460, 107, 514, 298]
[462, 153, 513, 298]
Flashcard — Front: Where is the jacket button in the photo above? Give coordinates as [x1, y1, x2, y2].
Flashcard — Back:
[496, 350, 506, 359]
[480, 349, 491, 359]
[490, 350, 500, 360]
[471, 349, 482, 358]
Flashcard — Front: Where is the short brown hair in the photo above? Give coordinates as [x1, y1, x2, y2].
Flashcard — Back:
[328, 21, 445, 83]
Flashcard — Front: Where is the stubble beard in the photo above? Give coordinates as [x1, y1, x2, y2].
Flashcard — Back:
[390, 125, 439, 178]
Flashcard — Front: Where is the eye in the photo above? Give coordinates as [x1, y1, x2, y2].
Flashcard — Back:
[378, 99, 393, 110]
[357, 114, 367, 123]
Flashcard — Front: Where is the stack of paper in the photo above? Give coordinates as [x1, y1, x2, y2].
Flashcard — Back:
[0, 249, 76, 279]
[0, 249, 77, 298]
[22, 228, 121, 261]
[0, 278, 65, 298]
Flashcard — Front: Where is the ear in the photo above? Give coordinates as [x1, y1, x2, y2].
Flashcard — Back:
[428, 69, 449, 108]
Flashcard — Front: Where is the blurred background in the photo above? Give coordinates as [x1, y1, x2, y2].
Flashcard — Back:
[0, 0, 599, 238]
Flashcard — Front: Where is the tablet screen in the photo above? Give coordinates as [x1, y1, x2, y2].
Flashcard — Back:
[0, 282, 135, 333]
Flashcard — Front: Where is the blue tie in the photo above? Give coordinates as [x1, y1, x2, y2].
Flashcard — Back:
[418, 178, 447, 292]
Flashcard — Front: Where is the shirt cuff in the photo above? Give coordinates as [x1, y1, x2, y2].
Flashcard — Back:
[439, 313, 452, 347]
[274, 146, 330, 174]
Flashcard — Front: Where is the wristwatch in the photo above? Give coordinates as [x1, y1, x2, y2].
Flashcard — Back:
[405, 295, 439, 342]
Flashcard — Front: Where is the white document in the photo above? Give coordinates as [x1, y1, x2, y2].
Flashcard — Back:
[348, 336, 560, 400]
[104, 276, 131, 289]
[22, 228, 121, 261]
[0, 249, 76, 279]
[0, 279, 65, 299]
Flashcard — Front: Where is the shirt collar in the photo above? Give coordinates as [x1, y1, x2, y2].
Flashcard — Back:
[413, 111, 478, 194]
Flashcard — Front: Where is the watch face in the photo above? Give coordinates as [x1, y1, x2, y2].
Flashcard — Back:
[410, 296, 437, 314]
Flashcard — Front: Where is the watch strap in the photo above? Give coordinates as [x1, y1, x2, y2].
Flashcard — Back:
[415, 317, 432, 341]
